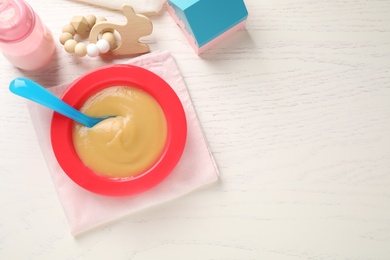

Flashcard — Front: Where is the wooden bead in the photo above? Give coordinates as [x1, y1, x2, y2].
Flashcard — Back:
[71, 16, 89, 35]
[110, 41, 118, 51]
[101, 32, 116, 47]
[74, 42, 87, 57]
[59, 32, 74, 45]
[62, 24, 76, 35]
[64, 39, 77, 53]
[85, 14, 97, 29]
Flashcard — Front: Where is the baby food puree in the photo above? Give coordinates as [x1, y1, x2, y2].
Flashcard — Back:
[73, 86, 167, 178]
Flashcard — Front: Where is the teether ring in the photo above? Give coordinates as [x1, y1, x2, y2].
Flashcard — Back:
[60, 14, 115, 57]
[59, 6, 153, 57]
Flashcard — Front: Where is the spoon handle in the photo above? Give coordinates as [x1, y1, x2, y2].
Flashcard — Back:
[9, 78, 99, 128]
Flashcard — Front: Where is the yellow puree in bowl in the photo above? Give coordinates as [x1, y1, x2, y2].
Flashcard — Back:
[73, 86, 167, 178]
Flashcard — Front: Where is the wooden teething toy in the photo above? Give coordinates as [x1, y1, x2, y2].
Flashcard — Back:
[59, 5, 152, 57]
[89, 5, 153, 56]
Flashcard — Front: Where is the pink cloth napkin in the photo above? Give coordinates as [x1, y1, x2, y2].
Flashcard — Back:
[27, 51, 219, 235]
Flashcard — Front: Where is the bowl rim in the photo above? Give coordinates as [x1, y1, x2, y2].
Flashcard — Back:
[50, 64, 187, 197]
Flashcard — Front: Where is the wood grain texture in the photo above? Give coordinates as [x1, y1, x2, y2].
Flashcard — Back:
[0, 0, 389, 259]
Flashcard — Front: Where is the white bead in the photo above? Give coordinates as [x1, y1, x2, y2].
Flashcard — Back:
[96, 39, 110, 53]
[87, 43, 100, 57]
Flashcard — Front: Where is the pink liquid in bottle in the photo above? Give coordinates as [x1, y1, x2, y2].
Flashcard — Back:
[0, 0, 56, 71]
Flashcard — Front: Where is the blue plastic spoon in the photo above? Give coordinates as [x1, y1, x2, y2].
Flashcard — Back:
[9, 78, 108, 128]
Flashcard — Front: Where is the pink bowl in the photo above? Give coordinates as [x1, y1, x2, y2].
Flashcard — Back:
[50, 65, 187, 197]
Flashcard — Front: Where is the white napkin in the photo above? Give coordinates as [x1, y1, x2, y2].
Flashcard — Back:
[70, 0, 166, 15]
[27, 51, 219, 235]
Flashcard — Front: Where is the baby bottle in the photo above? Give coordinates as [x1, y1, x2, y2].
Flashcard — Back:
[0, 0, 56, 71]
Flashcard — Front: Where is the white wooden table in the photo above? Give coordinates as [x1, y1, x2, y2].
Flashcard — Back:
[1, 0, 389, 259]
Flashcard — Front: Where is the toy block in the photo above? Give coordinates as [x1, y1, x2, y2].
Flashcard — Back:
[167, 0, 248, 54]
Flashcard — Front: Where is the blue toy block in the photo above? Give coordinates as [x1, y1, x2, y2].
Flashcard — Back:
[167, 0, 248, 54]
